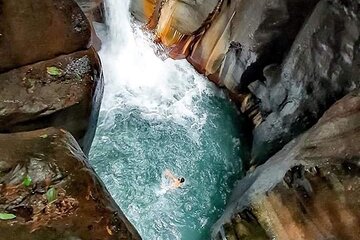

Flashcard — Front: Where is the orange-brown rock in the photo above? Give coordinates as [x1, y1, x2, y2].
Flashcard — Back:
[0, 0, 91, 73]
[130, 0, 318, 89]
[0, 48, 103, 155]
[212, 90, 360, 240]
[0, 128, 141, 240]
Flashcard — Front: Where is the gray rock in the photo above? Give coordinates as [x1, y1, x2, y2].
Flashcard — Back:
[0, 48, 103, 155]
[251, 0, 360, 165]
[212, 90, 360, 240]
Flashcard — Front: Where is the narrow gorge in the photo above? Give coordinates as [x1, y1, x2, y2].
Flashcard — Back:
[0, 0, 359, 240]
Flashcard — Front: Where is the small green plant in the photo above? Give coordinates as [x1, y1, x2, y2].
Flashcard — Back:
[46, 66, 63, 77]
[0, 213, 16, 220]
[46, 187, 57, 203]
[22, 175, 32, 187]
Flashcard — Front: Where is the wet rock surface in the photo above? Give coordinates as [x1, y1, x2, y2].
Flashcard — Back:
[0, 48, 103, 155]
[0, 0, 91, 73]
[212, 90, 360, 240]
[0, 128, 141, 240]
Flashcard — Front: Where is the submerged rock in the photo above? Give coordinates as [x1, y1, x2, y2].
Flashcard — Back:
[251, 0, 360, 164]
[212, 90, 360, 240]
[0, 48, 103, 155]
[0, 128, 141, 240]
[0, 0, 91, 73]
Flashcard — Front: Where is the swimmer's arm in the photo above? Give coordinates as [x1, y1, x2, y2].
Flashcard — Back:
[164, 169, 177, 181]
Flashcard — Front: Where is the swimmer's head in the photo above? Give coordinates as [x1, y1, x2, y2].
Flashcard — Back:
[179, 177, 185, 183]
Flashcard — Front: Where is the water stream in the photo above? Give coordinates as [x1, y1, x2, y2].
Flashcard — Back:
[89, 0, 247, 239]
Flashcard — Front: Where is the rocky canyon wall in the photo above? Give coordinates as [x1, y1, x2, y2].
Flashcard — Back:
[0, 0, 140, 239]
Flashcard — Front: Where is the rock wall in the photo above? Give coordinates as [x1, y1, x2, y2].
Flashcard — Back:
[212, 90, 360, 240]
[75, 0, 105, 51]
[0, 128, 141, 240]
[130, 0, 360, 166]
[0, 0, 101, 155]
[0, 0, 141, 239]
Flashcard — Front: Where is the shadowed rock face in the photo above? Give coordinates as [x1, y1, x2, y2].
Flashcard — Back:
[76, 0, 105, 23]
[251, 0, 360, 164]
[0, 48, 103, 155]
[212, 90, 360, 240]
[0, 128, 141, 240]
[0, 0, 91, 73]
[75, 0, 105, 51]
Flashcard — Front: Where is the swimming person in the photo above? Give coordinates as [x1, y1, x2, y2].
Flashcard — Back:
[164, 169, 185, 189]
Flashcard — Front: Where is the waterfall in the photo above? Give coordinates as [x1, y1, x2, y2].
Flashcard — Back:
[89, 0, 246, 239]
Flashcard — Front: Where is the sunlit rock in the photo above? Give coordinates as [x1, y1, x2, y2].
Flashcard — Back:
[130, 0, 157, 24]
[0, 0, 91, 73]
[0, 128, 141, 240]
[212, 90, 360, 240]
[130, 0, 220, 57]
[0, 48, 103, 155]
[251, 0, 360, 164]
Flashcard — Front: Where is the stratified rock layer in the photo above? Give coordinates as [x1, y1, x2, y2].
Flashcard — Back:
[0, 128, 141, 240]
[212, 90, 360, 240]
[0, 0, 91, 73]
[0, 48, 103, 155]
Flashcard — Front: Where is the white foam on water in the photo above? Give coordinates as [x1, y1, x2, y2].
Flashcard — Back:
[99, 0, 218, 140]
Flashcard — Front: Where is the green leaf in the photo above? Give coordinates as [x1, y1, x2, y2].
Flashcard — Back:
[46, 67, 63, 77]
[22, 175, 32, 187]
[46, 187, 57, 203]
[0, 213, 16, 220]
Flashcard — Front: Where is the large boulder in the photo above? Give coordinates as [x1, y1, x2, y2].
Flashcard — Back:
[251, 0, 360, 164]
[0, 0, 91, 73]
[75, 0, 105, 51]
[0, 128, 141, 240]
[188, 0, 319, 91]
[212, 90, 360, 240]
[0, 48, 103, 155]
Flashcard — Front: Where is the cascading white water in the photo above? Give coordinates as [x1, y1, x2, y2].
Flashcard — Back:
[99, 0, 210, 131]
[89, 0, 247, 239]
